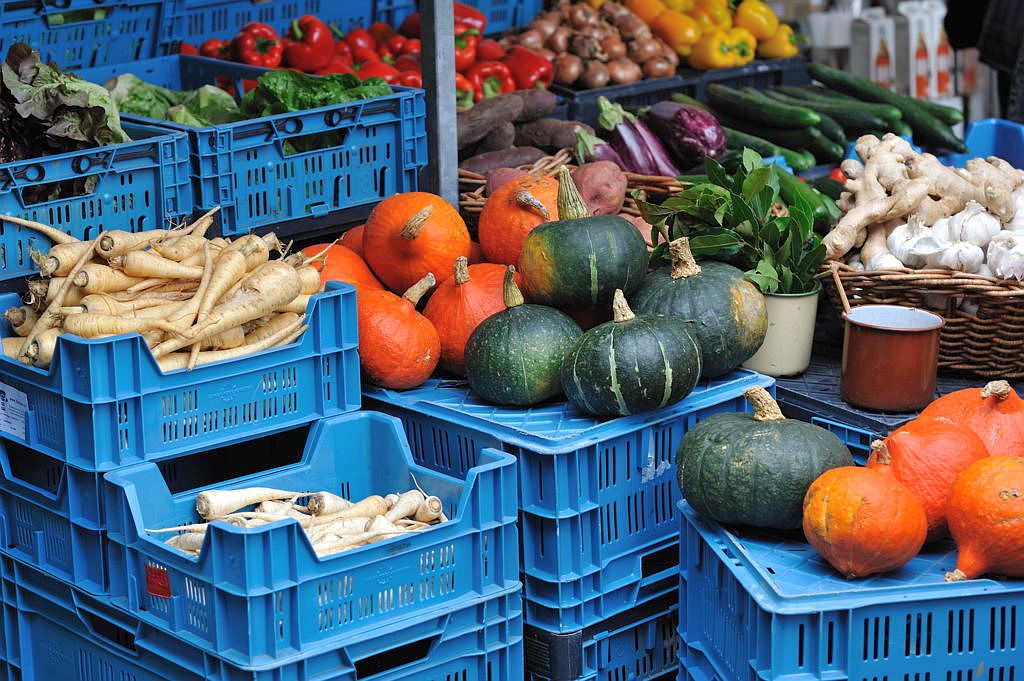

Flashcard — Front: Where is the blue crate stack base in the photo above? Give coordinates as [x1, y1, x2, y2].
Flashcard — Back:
[364, 371, 776, 681]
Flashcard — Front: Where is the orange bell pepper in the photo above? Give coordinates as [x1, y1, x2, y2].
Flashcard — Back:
[693, 0, 732, 29]
[625, 0, 667, 24]
[652, 10, 702, 56]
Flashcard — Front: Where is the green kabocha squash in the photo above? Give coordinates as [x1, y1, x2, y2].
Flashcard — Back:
[519, 167, 648, 308]
[678, 387, 853, 530]
[561, 290, 702, 417]
[465, 267, 582, 406]
[631, 237, 767, 378]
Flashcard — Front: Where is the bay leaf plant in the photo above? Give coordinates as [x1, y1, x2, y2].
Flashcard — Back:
[638, 149, 825, 295]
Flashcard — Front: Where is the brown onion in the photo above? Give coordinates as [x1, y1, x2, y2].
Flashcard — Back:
[607, 57, 642, 84]
[627, 37, 660, 63]
[517, 29, 544, 51]
[531, 18, 558, 40]
[547, 26, 572, 53]
[568, 4, 599, 29]
[554, 53, 583, 84]
[580, 60, 610, 89]
[601, 37, 627, 60]
[643, 56, 674, 79]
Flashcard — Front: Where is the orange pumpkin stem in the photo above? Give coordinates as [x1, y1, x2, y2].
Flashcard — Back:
[400, 205, 434, 240]
[402, 272, 436, 305]
[981, 380, 1012, 400]
[870, 440, 892, 465]
[556, 166, 590, 221]
[611, 289, 636, 322]
[669, 237, 702, 279]
[453, 256, 470, 285]
[503, 266, 524, 308]
[744, 386, 785, 421]
[515, 191, 551, 221]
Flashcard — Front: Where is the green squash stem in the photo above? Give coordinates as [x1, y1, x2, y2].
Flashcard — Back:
[556, 166, 590, 220]
[400, 205, 434, 240]
[503, 266, 524, 308]
[611, 289, 635, 322]
[669, 237, 702, 279]
[981, 380, 1012, 400]
[453, 256, 470, 285]
[744, 386, 785, 421]
[402, 272, 436, 305]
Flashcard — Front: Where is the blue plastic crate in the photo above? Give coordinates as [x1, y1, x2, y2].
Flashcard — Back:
[0, 0, 162, 70]
[364, 370, 775, 633]
[101, 410, 520, 667]
[3, 554, 524, 681]
[941, 118, 1024, 168]
[0, 282, 359, 470]
[525, 586, 679, 681]
[0, 122, 191, 282]
[77, 55, 428, 238]
[676, 499, 1024, 681]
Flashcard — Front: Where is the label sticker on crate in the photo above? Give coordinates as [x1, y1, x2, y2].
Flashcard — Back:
[145, 563, 171, 599]
[0, 381, 28, 440]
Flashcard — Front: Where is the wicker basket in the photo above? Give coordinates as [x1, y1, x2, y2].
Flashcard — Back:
[823, 263, 1024, 379]
[458, 148, 688, 224]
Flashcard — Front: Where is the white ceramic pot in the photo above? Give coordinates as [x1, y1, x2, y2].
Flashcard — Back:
[742, 285, 820, 377]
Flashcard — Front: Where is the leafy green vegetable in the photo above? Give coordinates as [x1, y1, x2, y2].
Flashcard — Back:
[639, 149, 825, 295]
[106, 75, 240, 127]
[240, 71, 391, 117]
[106, 74, 183, 120]
[179, 85, 243, 125]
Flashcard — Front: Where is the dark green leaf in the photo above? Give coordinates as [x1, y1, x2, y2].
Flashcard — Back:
[705, 157, 732, 190]
[689, 230, 744, 256]
[741, 147, 764, 172]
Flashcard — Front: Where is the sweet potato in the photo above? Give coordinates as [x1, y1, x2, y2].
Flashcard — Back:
[619, 213, 655, 248]
[459, 147, 546, 175]
[475, 121, 516, 153]
[572, 161, 627, 216]
[514, 119, 593, 151]
[510, 89, 558, 122]
[457, 95, 524, 149]
[485, 168, 530, 196]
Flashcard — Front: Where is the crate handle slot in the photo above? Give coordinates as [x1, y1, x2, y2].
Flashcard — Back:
[353, 633, 436, 678]
[2, 436, 64, 499]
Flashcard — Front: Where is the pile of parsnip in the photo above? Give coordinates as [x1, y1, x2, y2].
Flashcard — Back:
[823, 134, 1024, 279]
[149, 486, 447, 558]
[0, 208, 325, 372]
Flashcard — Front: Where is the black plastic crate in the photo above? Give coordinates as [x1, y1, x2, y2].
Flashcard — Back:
[689, 57, 809, 98]
[550, 75, 687, 128]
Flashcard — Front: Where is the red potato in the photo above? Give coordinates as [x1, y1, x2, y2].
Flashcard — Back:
[485, 168, 530, 196]
[619, 213, 655, 248]
[572, 162, 628, 216]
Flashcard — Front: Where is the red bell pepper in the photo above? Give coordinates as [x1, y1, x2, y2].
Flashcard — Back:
[829, 167, 847, 184]
[395, 70, 423, 88]
[234, 23, 284, 67]
[477, 38, 505, 61]
[345, 27, 376, 52]
[377, 44, 397, 64]
[351, 45, 381, 64]
[455, 73, 475, 109]
[200, 38, 231, 60]
[454, 23, 479, 72]
[465, 61, 515, 102]
[315, 57, 355, 76]
[334, 40, 352, 60]
[180, 42, 199, 56]
[387, 35, 408, 54]
[394, 52, 421, 72]
[503, 46, 553, 90]
[400, 38, 421, 54]
[357, 60, 399, 83]
[399, 2, 487, 38]
[284, 16, 334, 72]
[369, 21, 396, 46]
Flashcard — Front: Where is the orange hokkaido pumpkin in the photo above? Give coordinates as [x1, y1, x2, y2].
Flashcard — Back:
[478, 176, 558, 265]
[867, 418, 989, 542]
[300, 244, 383, 293]
[339, 224, 366, 258]
[423, 257, 516, 376]
[357, 274, 440, 389]
[946, 455, 1024, 581]
[468, 241, 486, 265]
[917, 380, 1024, 455]
[364, 193, 471, 293]
[802, 464, 927, 578]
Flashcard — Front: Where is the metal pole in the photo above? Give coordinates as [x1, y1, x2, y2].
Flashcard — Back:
[420, 0, 458, 206]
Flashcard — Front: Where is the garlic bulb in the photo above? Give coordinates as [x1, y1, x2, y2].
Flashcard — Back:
[930, 217, 953, 244]
[845, 253, 865, 271]
[925, 241, 985, 273]
[975, 262, 994, 277]
[885, 215, 929, 268]
[947, 200, 1001, 248]
[1005, 187, 1024, 232]
[867, 252, 905, 270]
[987, 230, 1024, 279]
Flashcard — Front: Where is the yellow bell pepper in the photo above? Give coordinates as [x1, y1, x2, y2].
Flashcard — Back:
[625, 0, 667, 25]
[693, 0, 732, 29]
[689, 29, 737, 70]
[586, 0, 605, 6]
[663, 0, 694, 11]
[728, 27, 757, 66]
[757, 23, 800, 59]
[734, 0, 780, 41]
[652, 10, 702, 55]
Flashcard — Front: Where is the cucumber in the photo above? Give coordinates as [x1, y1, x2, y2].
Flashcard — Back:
[706, 84, 820, 128]
[760, 90, 846, 144]
[713, 110, 844, 163]
[813, 177, 846, 201]
[773, 165, 831, 228]
[670, 93, 707, 109]
[889, 119, 914, 137]
[763, 89, 889, 135]
[915, 98, 964, 126]
[806, 63, 967, 152]
[722, 126, 814, 171]
[774, 85, 904, 124]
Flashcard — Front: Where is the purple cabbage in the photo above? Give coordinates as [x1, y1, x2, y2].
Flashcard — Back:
[574, 127, 626, 167]
[596, 96, 680, 177]
[643, 101, 726, 169]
